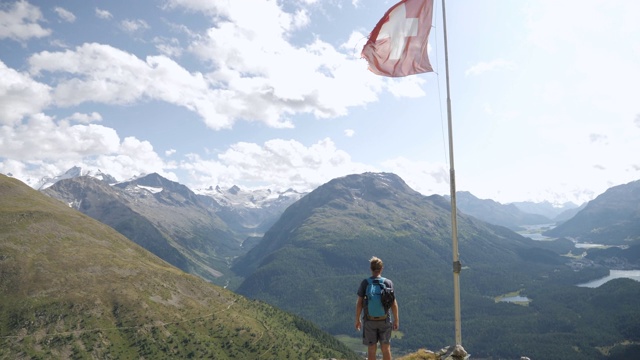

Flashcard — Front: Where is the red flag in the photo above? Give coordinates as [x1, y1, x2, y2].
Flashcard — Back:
[361, 0, 434, 77]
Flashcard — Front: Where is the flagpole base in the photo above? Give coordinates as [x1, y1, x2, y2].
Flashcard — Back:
[442, 344, 469, 360]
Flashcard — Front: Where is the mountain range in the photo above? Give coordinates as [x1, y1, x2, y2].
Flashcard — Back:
[5, 168, 640, 358]
[41, 170, 302, 287]
[509, 199, 582, 220]
[43, 174, 239, 285]
[27, 168, 640, 284]
[0, 174, 357, 359]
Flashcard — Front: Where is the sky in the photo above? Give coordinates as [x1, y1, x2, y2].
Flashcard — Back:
[1, 0, 639, 206]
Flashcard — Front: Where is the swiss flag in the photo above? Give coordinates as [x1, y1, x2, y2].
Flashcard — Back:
[361, 0, 434, 77]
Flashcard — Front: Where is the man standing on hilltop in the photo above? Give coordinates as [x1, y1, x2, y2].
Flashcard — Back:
[355, 256, 399, 360]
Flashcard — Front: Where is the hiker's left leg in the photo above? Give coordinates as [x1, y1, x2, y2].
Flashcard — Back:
[367, 344, 377, 360]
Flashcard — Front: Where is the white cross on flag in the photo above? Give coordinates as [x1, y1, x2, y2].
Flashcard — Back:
[361, 0, 434, 77]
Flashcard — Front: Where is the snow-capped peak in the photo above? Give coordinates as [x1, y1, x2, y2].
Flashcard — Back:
[195, 185, 305, 209]
[35, 166, 117, 190]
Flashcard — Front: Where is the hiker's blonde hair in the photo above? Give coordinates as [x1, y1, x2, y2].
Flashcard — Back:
[370, 256, 383, 273]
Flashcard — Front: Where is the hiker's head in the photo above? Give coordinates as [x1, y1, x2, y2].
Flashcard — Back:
[370, 256, 383, 275]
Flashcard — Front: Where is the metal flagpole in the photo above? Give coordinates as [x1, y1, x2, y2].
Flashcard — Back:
[441, 0, 462, 346]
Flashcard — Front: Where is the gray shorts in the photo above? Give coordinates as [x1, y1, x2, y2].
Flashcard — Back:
[362, 318, 392, 346]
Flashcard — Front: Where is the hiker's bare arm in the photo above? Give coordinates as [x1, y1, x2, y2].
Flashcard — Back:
[355, 296, 364, 331]
[391, 299, 399, 330]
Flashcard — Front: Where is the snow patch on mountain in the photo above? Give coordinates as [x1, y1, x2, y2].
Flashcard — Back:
[136, 185, 163, 194]
[195, 185, 305, 209]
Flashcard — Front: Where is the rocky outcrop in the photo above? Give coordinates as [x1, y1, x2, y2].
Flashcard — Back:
[398, 345, 469, 360]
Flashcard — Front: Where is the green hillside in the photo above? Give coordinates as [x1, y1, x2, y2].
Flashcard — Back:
[233, 174, 547, 344]
[0, 174, 358, 359]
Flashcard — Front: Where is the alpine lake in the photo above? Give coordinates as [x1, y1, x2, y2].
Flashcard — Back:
[493, 224, 640, 305]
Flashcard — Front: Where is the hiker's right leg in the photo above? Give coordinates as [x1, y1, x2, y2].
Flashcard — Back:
[378, 319, 393, 360]
[367, 344, 378, 360]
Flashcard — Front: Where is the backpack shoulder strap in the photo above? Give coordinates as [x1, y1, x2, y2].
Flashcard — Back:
[364, 278, 373, 299]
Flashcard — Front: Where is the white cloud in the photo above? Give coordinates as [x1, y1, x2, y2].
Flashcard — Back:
[23, 34, 386, 130]
[344, 129, 355, 137]
[0, 61, 52, 125]
[49, 38, 69, 49]
[5, 2, 418, 135]
[292, 9, 311, 29]
[0, 119, 174, 186]
[179, 2, 393, 126]
[95, 136, 173, 182]
[0, 113, 120, 161]
[53, 7, 76, 23]
[28, 43, 152, 106]
[182, 138, 374, 191]
[0, 106, 173, 185]
[0, 0, 51, 41]
[63, 112, 103, 123]
[0, 158, 27, 178]
[120, 19, 150, 33]
[165, 149, 177, 156]
[95, 8, 112, 20]
[153, 36, 183, 57]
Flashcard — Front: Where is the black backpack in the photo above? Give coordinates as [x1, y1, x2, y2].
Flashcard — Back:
[380, 280, 395, 311]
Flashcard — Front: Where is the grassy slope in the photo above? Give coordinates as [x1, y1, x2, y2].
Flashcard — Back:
[0, 175, 358, 359]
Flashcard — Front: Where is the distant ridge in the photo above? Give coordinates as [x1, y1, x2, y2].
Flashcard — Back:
[0, 174, 358, 359]
[453, 191, 552, 230]
[544, 179, 640, 245]
[510, 199, 580, 219]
